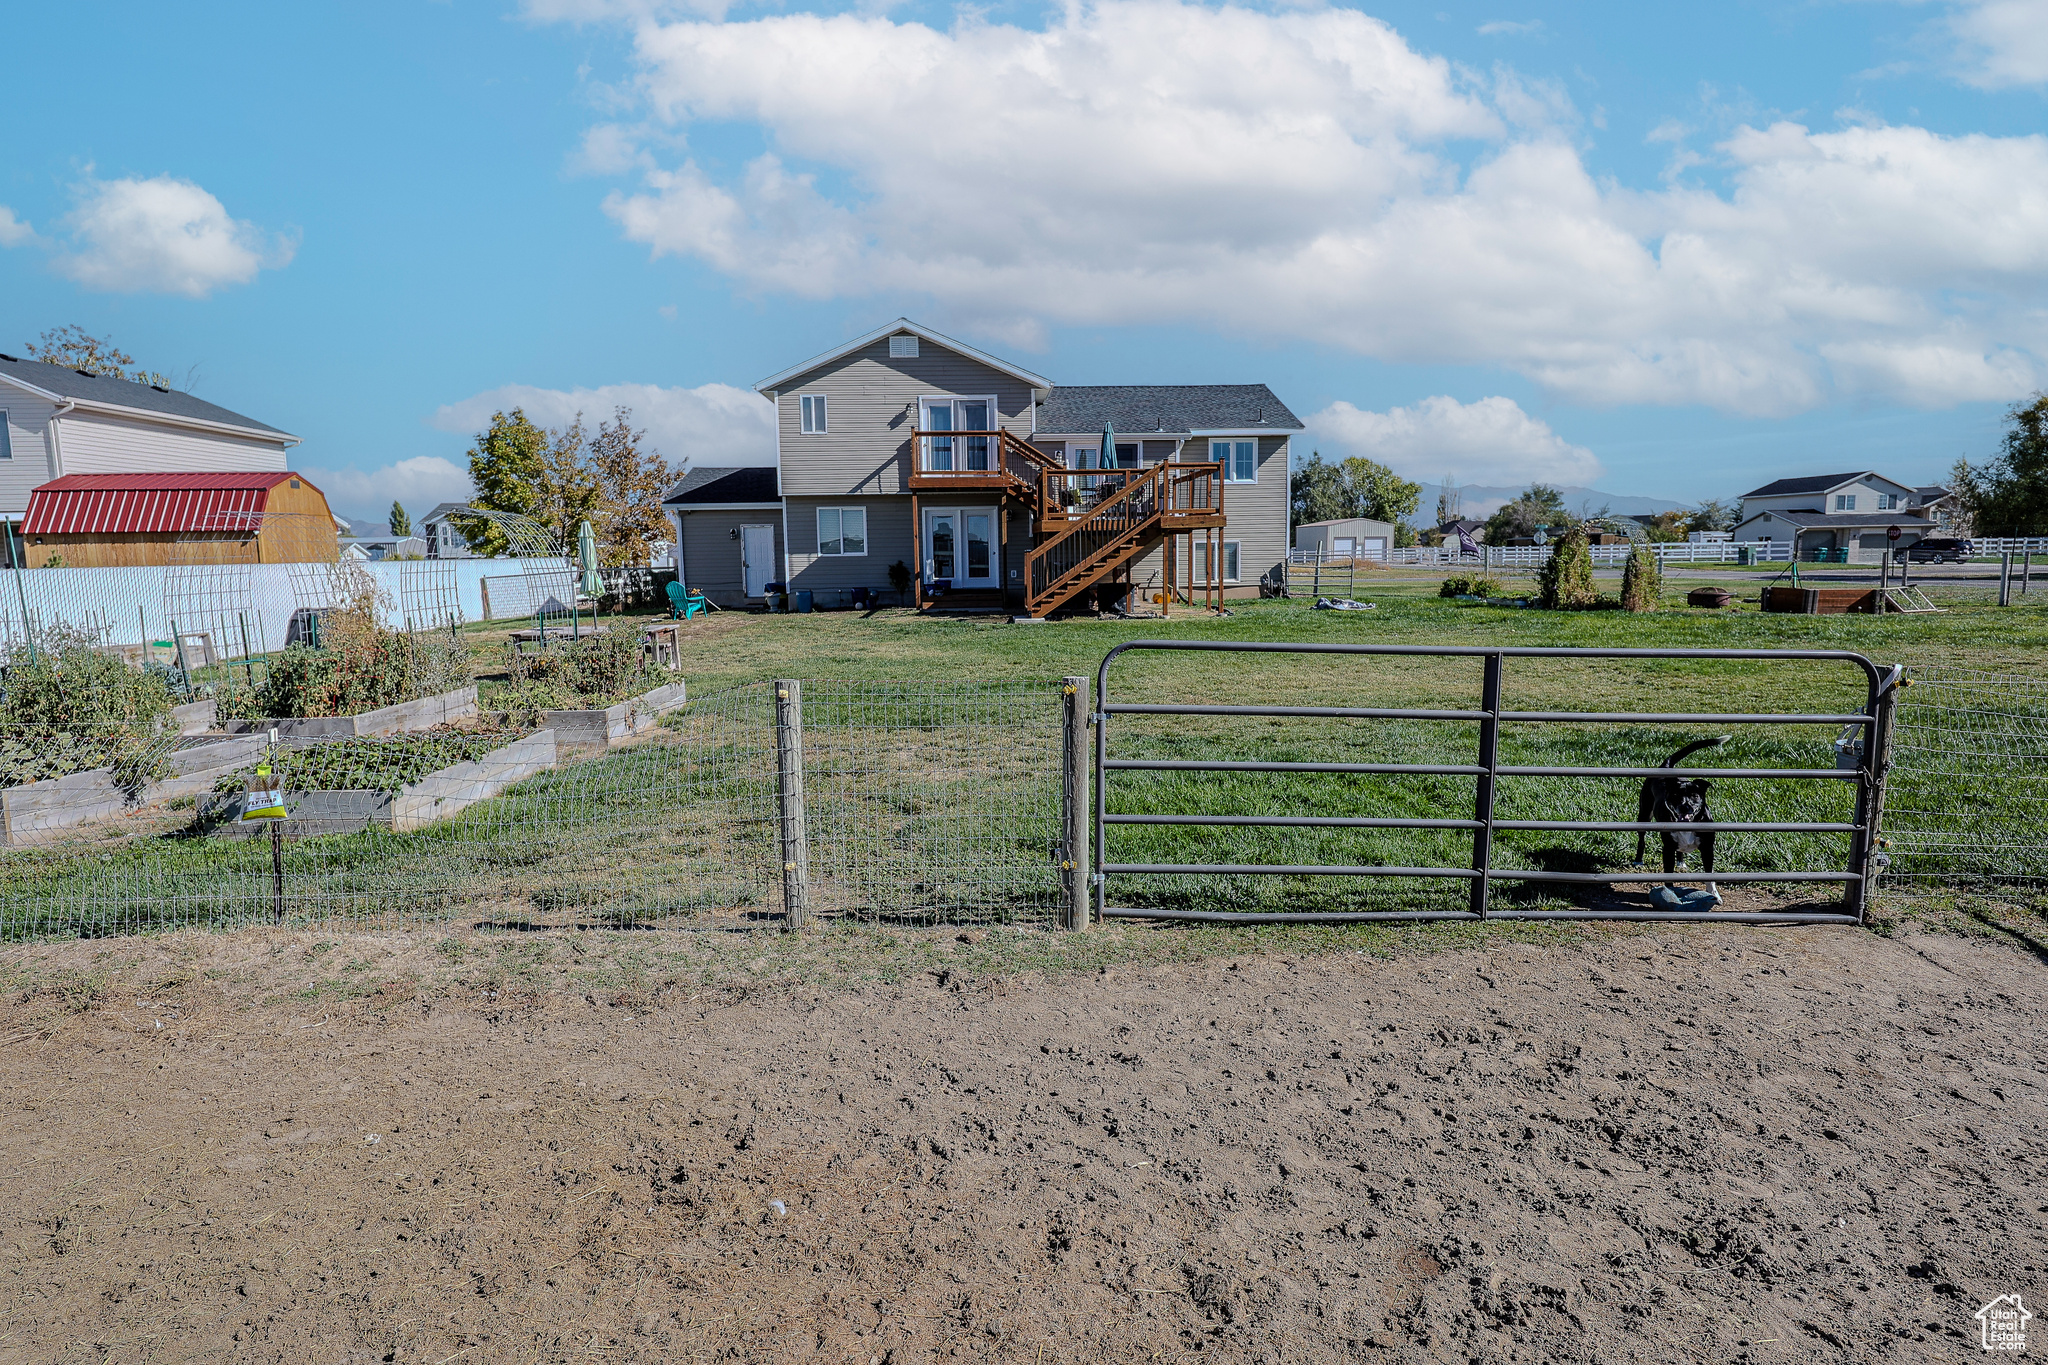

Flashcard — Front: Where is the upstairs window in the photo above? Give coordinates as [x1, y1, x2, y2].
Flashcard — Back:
[1876, 492, 1899, 510]
[1212, 439, 1256, 482]
[0, 411, 10, 460]
[817, 507, 867, 557]
[1834, 493, 1857, 511]
[890, 335, 919, 358]
[800, 394, 828, 434]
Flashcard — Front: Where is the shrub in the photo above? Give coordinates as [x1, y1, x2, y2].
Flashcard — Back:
[1620, 543, 1662, 612]
[493, 628, 654, 724]
[234, 569, 468, 719]
[1438, 573, 1506, 598]
[0, 623, 180, 789]
[1536, 529, 1599, 609]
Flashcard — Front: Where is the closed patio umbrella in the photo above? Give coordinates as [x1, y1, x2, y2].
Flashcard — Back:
[1099, 420, 1117, 469]
[577, 520, 604, 598]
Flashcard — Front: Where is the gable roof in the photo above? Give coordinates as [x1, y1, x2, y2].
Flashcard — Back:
[662, 466, 781, 506]
[22, 471, 317, 536]
[0, 354, 295, 442]
[1035, 384, 1304, 436]
[754, 318, 1052, 395]
[1732, 507, 1936, 531]
[1739, 471, 1912, 499]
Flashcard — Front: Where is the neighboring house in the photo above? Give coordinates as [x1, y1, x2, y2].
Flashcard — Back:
[741, 318, 1301, 614]
[0, 354, 297, 520]
[662, 466, 783, 609]
[19, 472, 338, 567]
[1295, 517, 1398, 558]
[418, 502, 480, 560]
[1730, 471, 1939, 562]
[339, 534, 429, 561]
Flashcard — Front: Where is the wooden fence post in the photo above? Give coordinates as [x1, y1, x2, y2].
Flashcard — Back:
[1061, 676, 1089, 931]
[774, 679, 810, 931]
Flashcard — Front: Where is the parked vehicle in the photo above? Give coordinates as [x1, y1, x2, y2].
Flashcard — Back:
[1894, 538, 1974, 563]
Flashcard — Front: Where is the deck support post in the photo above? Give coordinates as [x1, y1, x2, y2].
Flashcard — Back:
[775, 679, 810, 932]
[909, 494, 921, 611]
[1061, 675, 1089, 930]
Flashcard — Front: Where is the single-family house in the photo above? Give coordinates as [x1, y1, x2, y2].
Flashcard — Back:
[418, 502, 481, 560]
[1730, 471, 1942, 563]
[0, 354, 297, 520]
[711, 318, 1300, 614]
[1294, 517, 1398, 559]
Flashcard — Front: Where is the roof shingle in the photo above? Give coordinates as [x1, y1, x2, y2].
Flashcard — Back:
[663, 466, 780, 505]
[1034, 384, 1303, 436]
[0, 355, 290, 437]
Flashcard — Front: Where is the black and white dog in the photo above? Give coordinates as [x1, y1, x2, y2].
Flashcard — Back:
[1636, 737, 1732, 891]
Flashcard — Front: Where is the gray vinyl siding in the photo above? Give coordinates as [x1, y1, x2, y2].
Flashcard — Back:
[785, 496, 914, 600]
[771, 339, 1037, 498]
[0, 390, 61, 517]
[56, 411, 290, 476]
[675, 509, 781, 609]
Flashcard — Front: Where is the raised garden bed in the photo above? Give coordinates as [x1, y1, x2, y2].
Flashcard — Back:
[1761, 586, 1877, 615]
[539, 681, 688, 753]
[220, 685, 479, 739]
[0, 734, 270, 847]
[197, 728, 556, 838]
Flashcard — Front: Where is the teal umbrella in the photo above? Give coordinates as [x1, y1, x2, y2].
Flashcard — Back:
[576, 520, 603, 597]
[1100, 419, 1117, 469]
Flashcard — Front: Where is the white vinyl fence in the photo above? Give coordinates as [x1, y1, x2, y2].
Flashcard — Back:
[1290, 541, 1795, 570]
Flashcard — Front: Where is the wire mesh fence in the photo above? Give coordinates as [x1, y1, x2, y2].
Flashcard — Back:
[1881, 666, 2048, 889]
[0, 678, 1066, 942]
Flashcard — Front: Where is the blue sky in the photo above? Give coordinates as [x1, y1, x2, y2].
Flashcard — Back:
[1, 0, 2043, 519]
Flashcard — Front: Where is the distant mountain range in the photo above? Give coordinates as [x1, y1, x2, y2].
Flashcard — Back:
[1406, 481, 1692, 527]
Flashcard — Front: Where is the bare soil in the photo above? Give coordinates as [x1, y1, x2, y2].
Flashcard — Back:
[2, 920, 2043, 1364]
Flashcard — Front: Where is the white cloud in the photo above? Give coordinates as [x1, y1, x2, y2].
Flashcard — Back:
[1477, 19, 1542, 35]
[429, 380, 775, 467]
[302, 457, 475, 521]
[1305, 396, 1601, 486]
[0, 208, 35, 248]
[53, 176, 294, 298]
[560, 0, 2048, 416]
[1945, 0, 2048, 89]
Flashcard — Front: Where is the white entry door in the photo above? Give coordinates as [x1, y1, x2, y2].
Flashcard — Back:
[740, 524, 776, 597]
[922, 507, 997, 586]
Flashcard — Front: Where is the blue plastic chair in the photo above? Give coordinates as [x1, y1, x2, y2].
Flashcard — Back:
[665, 581, 708, 620]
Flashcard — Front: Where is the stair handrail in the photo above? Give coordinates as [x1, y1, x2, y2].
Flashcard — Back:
[1027, 463, 1172, 607]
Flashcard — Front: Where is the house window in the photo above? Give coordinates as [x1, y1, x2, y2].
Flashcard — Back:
[1193, 540, 1241, 583]
[1212, 439, 1256, 482]
[816, 507, 867, 557]
[0, 411, 11, 460]
[800, 395, 828, 434]
[890, 335, 919, 358]
[1877, 492, 1898, 510]
[1834, 494, 1857, 511]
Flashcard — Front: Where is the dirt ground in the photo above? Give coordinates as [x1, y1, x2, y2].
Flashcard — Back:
[1, 918, 2043, 1364]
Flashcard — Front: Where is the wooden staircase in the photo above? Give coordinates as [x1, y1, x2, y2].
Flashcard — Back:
[909, 430, 1227, 617]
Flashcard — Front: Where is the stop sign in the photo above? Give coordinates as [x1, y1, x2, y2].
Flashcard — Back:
[1887, 524, 1902, 541]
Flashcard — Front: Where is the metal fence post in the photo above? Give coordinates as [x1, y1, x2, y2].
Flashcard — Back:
[1061, 676, 1089, 930]
[1470, 651, 1503, 918]
[1847, 665, 1903, 925]
[1999, 553, 2013, 606]
[774, 678, 810, 931]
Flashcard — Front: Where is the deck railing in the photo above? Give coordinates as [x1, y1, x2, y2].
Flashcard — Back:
[908, 429, 1061, 486]
[1025, 462, 1225, 613]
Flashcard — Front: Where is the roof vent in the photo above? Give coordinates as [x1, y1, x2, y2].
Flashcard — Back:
[74, 368, 96, 378]
[0, 354, 15, 363]
[151, 384, 170, 392]
[889, 334, 919, 358]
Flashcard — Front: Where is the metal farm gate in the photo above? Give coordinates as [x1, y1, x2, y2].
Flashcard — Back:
[1091, 642, 1903, 927]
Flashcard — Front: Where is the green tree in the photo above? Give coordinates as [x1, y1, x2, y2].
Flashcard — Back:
[1483, 484, 1574, 544]
[1620, 542, 1661, 612]
[388, 501, 411, 537]
[24, 325, 171, 388]
[463, 408, 551, 556]
[1290, 451, 1422, 528]
[1953, 394, 2048, 536]
[1536, 527, 1598, 608]
[1688, 498, 1737, 533]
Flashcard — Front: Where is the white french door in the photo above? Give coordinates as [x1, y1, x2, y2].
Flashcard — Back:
[922, 507, 997, 586]
[920, 397, 994, 471]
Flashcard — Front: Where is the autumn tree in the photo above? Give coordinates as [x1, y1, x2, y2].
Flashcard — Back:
[24, 325, 171, 388]
[464, 405, 675, 564]
[586, 407, 679, 567]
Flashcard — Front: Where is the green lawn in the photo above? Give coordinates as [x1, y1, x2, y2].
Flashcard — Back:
[2, 581, 2037, 940]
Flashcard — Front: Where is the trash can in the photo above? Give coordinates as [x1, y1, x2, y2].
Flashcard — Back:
[1737, 545, 1752, 566]
[793, 589, 814, 614]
